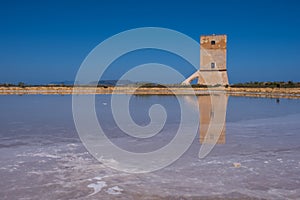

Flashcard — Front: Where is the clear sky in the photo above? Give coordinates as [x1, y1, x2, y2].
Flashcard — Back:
[0, 0, 300, 84]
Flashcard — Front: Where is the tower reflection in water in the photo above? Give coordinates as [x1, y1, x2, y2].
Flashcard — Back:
[198, 94, 228, 144]
[184, 93, 228, 144]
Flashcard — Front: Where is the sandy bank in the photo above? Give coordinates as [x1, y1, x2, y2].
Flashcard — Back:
[0, 86, 300, 99]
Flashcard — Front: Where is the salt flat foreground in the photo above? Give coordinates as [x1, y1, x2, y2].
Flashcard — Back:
[0, 95, 300, 199]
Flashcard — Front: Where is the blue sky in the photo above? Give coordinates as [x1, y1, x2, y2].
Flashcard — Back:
[0, 0, 300, 84]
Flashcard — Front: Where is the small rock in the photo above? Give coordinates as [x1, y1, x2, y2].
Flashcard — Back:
[233, 162, 241, 168]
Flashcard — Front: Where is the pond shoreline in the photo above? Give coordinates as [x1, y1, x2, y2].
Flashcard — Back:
[1, 86, 300, 99]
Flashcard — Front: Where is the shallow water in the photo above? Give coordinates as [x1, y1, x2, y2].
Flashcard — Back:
[0, 95, 300, 199]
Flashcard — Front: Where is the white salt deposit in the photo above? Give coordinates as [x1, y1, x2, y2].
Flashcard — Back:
[93, 176, 103, 181]
[87, 181, 107, 196]
[106, 186, 123, 195]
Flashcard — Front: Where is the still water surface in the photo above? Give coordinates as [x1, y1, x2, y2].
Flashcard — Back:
[0, 95, 300, 199]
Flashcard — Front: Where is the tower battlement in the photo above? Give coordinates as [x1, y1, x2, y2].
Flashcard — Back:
[200, 35, 227, 71]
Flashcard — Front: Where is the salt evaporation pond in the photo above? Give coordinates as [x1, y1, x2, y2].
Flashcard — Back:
[0, 95, 300, 199]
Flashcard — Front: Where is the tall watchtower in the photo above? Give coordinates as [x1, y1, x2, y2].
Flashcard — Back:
[198, 35, 229, 85]
[182, 34, 229, 86]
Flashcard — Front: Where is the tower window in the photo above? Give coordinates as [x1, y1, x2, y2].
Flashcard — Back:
[211, 40, 216, 45]
[211, 62, 215, 68]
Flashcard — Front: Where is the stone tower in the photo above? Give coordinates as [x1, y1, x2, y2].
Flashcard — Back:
[182, 34, 229, 86]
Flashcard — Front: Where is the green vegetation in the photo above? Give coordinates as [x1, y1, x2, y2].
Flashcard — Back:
[0, 81, 299, 88]
[0, 83, 15, 87]
[110, 83, 224, 88]
[18, 82, 25, 88]
[0, 83, 73, 87]
[231, 81, 300, 88]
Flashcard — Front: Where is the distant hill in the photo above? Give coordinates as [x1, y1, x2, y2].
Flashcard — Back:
[49, 80, 76, 85]
[89, 80, 136, 86]
[48, 80, 137, 86]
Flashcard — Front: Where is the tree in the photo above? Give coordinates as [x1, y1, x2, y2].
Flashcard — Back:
[18, 82, 25, 88]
